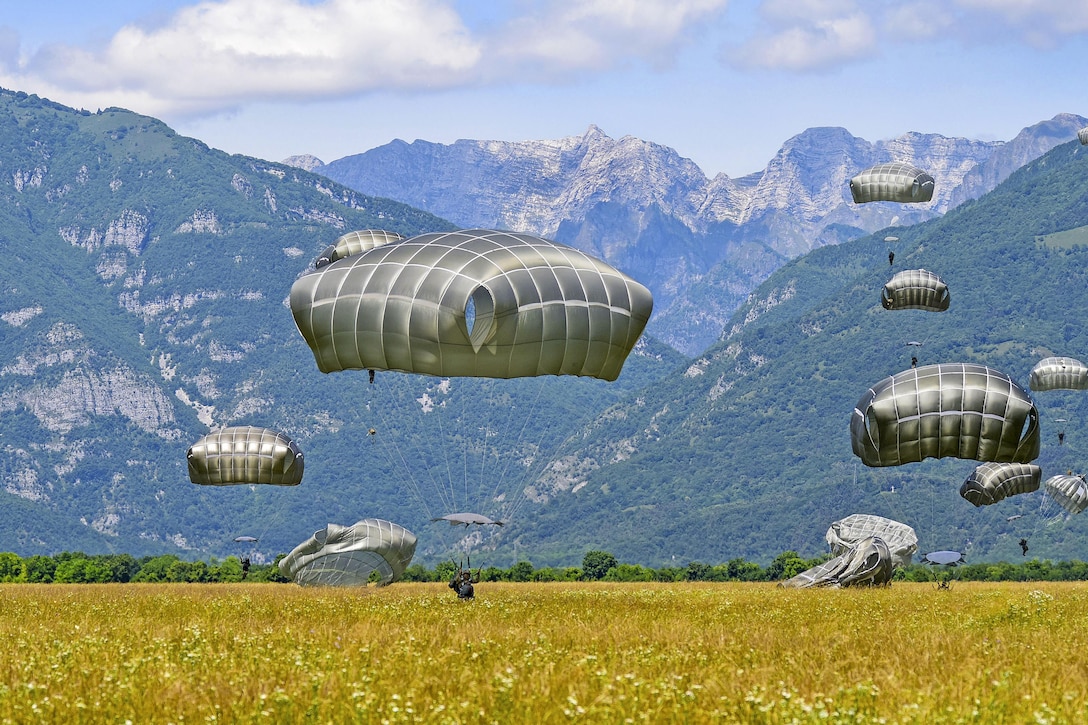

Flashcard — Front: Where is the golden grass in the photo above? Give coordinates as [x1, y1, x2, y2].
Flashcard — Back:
[1, 581, 1087, 723]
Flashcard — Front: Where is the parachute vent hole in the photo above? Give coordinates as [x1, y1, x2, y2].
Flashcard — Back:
[466, 286, 495, 351]
[465, 297, 476, 335]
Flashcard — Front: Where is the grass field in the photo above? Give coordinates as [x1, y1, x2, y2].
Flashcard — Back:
[1, 581, 1087, 723]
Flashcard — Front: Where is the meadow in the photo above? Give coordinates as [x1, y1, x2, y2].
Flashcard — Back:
[1, 581, 1086, 723]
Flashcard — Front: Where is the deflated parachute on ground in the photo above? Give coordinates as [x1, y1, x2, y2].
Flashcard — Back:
[279, 519, 417, 586]
[849, 163, 935, 204]
[314, 229, 405, 269]
[881, 269, 950, 312]
[187, 426, 304, 486]
[825, 514, 917, 568]
[290, 229, 654, 381]
[1044, 474, 1088, 515]
[1029, 357, 1088, 391]
[851, 363, 1040, 467]
[960, 462, 1042, 507]
[780, 537, 894, 588]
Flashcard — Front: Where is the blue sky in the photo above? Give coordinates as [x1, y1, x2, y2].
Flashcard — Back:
[1, 0, 1085, 177]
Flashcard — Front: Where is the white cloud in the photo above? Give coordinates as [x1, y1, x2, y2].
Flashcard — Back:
[953, 0, 1088, 45]
[729, 7, 877, 71]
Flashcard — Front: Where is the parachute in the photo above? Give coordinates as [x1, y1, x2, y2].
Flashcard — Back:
[924, 550, 964, 566]
[825, 514, 917, 567]
[1029, 357, 1088, 392]
[278, 519, 417, 586]
[290, 229, 654, 382]
[1079, 127, 1088, 145]
[1043, 474, 1088, 515]
[851, 363, 1040, 467]
[881, 269, 949, 312]
[233, 535, 259, 543]
[959, 462, 1042, 507]
[884, 236, 899, 242]
[431, 512, 505, 527]
[187, 426, 304, 486]
[849, 163, 935, 204]
[314, 229, 405, 269]
[779, 537, 894, 588]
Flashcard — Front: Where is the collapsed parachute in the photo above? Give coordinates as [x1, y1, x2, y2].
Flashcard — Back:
[315, 229, 406, 269]
[431, 513, 505, 527]
[290, 229, 654, 381]
[780, 537, 894, 589]
[187, 426, 304, 486]
[1029, 357, 1088, 392]
[850, 163, 935, 204]
[960, 462, 1042, 507]
[881, 269, 949, 312]
[826, 514, 917, 567]
[279, 519, 417, 586]
[851, 363, 1040, 467]
[1044, 474, 1088, 515]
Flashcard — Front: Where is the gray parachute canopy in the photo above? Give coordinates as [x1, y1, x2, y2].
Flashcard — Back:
[431, 512, 504, 527]
[233, 536, 259, 543]
[849, 162, 935, 204]
[1079, 127, 1088, 145]
[881, 269, 950, 312]
[960, 462, 1042, 507]
[851, 363, 1040, 467]
[780, 537, 894, 589]
[1044, 474, 1088, 515]
[187, 426, 304, 486]
[924, 550, 964, 566]
[825, 514, 917, 568]
[315, 229, 406, 270]
[279, 519, 417, 586]
[290, 229, 653, 381]
[1029, 356, 1088, 392]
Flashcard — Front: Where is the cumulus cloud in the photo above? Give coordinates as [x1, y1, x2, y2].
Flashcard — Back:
[728, 2, 877, 71]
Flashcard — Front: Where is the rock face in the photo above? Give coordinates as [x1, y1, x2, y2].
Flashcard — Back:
[317, 115, 1087, 354]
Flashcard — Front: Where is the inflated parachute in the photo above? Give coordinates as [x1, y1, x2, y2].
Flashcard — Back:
[850, 163, 935, 204]
[779, 537, 894, 588]
[187, 426, 304, 486]
[1044, 474, 1088, 515]
[825, 514, 917, 567]
[431, 512, 504, 527]
[1079, 127, 1088, 145]
[290, 229, 654, 381]
[1029, 357, 1088, 392]
[924, 550, 964, 566]
[960, 462, 1042, 507]
[881, 269, 949, 312]
[851, 363, 1040, 467]
[314, 229, 405, 269]
[278, 519, 417, 586]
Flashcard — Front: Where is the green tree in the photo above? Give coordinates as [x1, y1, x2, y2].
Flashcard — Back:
[582, 550, 618, 580]
[507, 561, 534, 582]
[23, 556, 55, 583]
[0, 552, 25, 582]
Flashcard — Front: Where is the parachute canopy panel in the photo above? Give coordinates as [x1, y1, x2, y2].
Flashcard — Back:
[825, 514, 917, 568]
[881, 269, 950, 312]
[924, 550, 964, 566]
[315, 229, 406, 269]
[780, 537, 894, 588]
[1044, 474, 1088, 515]
[960, 462, 1041, 507]
[851, 363, 1040, 467]
[187, 426, 304, 486]
[279, 519, 417, 586]
[431, 512, 504, 527]
[850, 163, 935, 204]
[1029, 357, 1088, 392]
[290, 229, 654, 381]
[1079, 127, 1088, 145]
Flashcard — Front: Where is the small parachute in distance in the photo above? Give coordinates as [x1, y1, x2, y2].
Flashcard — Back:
[851, 363, 1041, 467]
[779, 536, 894, 588]
[881, 269, 950, 312]
[1044, 474, 1088, 515]
[825, 514, 917, 568]
[906, 341, 924, 347]
[1029, 356, 1088, 392]
[884, 236, 899, 242]
[924, 550, 964, 566]
[960, 462, 1042, 507]
[1006, 514, 1024, 522]
[314, 229, 405, 269]
[1079, 127, 1088, 145]
[187, 426, 304, 486]
[431, 512, 505, 527]
[850, 163, 935, 204]
[278, 519, 417, 586]
[234, 535, 259, 543]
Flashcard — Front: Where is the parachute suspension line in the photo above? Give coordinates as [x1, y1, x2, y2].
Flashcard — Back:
[489, 377, 552, 523]
[431, 379, 460, 514]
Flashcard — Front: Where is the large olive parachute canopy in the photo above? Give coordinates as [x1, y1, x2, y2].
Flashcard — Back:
[960, 462, 1042, 507]
[851, 363, 1040, 467]
[290, 229, 654, 381]
[849, 162, 935, 204]
[1079, 127, 1088, 145]
[1044, 474, 1088, 515]
[1029, 356, 1088, 392]
[825, 514, 917, 568]
[187, 426, 304, 486]
[314, 229, 406, 270]
[881, 269, 950, 312]
[279, 519, 417, 586]
[780, 536, 894, 589]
